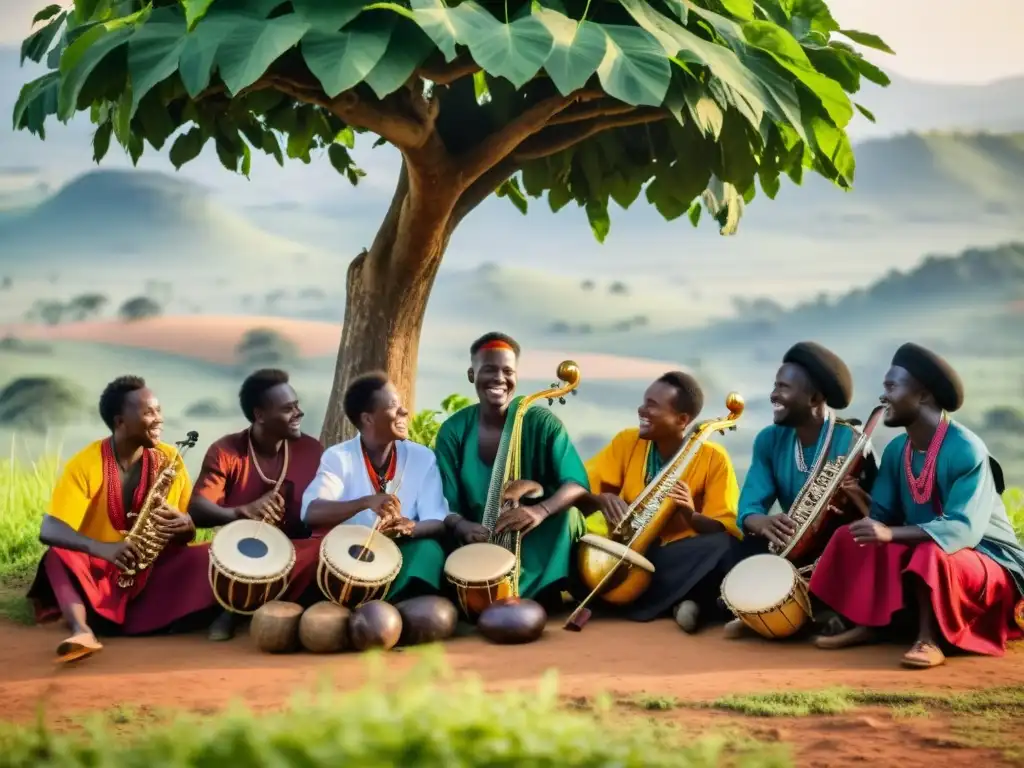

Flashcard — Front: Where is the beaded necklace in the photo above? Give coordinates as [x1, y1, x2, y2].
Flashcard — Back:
[101, 438, 154, 532]
[903, 413, 949, 506]
[794, 410, 834, 475]
[247, 431, 290, 491]
[362, 442, 397, 493]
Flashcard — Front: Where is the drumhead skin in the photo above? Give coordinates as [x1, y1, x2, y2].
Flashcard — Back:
[321, 524, 402, 582]
[578, 534, 655, 572]
[444, 543, 516, 582]
[211, 519, 295, 579]
[722, 554, 796, 613]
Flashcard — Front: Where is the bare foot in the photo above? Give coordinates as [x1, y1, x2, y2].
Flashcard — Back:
[901, 640, 945, 669]
[56, 631, 103, 664]
[814, 625, 878, 650]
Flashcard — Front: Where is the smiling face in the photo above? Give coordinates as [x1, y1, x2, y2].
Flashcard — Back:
[470, 348, 518, 410]
[770, 363, 820, 427]
[637, 380, 691, 441]
[361, 382, 409, 442]
[257, 383, 304, 440]
[116, 387, 163, 448]
[880, 365, 927, 428]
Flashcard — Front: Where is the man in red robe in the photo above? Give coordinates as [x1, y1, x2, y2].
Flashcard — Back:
[189, 369, 324, 641]
[27, 376, 217, 663]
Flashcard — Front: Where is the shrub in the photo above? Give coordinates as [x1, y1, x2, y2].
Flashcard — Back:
[408, 394, 473, 449]
[0, 376, 86, 433]
[235, 328, 299, 369]
[119, 296, 162, 321]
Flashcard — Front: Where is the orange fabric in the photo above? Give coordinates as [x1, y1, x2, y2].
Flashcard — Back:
[584, 428, 740, 543]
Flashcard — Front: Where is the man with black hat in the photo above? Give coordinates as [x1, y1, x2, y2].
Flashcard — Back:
[808, 342, 1024, 668]
[727, 341, 879, 639]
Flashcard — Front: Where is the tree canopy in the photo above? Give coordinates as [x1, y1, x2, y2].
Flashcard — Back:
[14, 0, 891, 241]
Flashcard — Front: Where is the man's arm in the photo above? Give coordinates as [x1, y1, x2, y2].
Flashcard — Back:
[686, 447, 739, 536]
[409, 452, 457, 539]
[576, 432, 627, 515]
[40, 458, 121, 562]
[188, 444, 242, 528]
[302, 449, 385, 529]
[536, 409, 590, 516]
[736, 429, 780, 534]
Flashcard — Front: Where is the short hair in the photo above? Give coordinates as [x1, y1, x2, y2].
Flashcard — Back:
[98, 375, 147, 431]
[238, 368, 290, 423]
[343, 371, 390, 428]
[657, 371, 704, 419]
[470, 332, 521, 359]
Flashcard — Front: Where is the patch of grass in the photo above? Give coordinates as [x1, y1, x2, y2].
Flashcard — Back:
[0, 442, 57, 582]
[627, 694, 682, 711]
[1005, 487, 1024, 540]
[0, 655, 790, 767]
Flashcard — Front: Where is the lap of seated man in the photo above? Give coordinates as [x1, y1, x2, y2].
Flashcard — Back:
[432, 333, 591, 609]
[300, 372, 451, 604]
[189, 369, 324, 641]
[730, 341, 878, 640]
[26, 376, 216, 663]
[808, 343, 1024, 669]
[581, 371, 743, 633]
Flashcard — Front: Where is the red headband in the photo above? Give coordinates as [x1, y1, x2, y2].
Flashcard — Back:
[479, 340, 514, 353]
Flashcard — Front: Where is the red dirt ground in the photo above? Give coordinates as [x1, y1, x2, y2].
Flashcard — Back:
[2, 617, 1022, 766]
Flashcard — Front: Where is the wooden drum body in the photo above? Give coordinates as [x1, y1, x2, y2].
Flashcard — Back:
[317, 524, 403, 609]
[720, 554, 812, 640]
[209, 520, 296, 614]
[444, 543, 516, 621]
[576, 534, 656, 606]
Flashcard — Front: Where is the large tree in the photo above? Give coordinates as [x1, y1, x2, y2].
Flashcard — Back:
[13, 0, 891, 442]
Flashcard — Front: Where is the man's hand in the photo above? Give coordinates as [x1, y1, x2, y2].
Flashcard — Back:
[594, 493, 629, 528]
[151, 503, 195, 542]
[235, 491, 284, 524]
[100, 539, 141, 572]
[380, 516, 416, 538]
[746, 513, 798, 549]
[849, 518, 892, 544]
[495, 504, 547, 536]
[454, 518, 490, 544]
[668, 480, 696, 517]
[837, 477, 872, 518]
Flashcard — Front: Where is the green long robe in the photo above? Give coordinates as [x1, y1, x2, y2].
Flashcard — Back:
[433, 397, 589, 600]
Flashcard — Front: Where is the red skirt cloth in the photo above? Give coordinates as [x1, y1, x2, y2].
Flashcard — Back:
[281, 537, 322, 603]
[809, 524, 1022, 656]
[29, 544, 218, 635]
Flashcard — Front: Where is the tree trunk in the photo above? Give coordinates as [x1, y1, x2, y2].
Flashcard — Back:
[319, 160, 459, 445]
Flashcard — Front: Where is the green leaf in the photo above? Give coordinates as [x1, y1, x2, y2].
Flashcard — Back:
[687, 200, 701, 226]
[854, 102, 875, 122]
[262, 130, 284, 165]
[839, 28, 895, 55]
[852, 55, 890, 87]
[596, 24, 670, 107]
[335, 126, 356, 148]
[328, 142, 354, 174]
[12, 73, 60, 137]
[585, 197, 610, 242]
[216, 13, 311, 95]
[472, 70, 491, 103]
[57, 15, 144, 121]
[363, 21, 434, 98]
[182, 0, 216, 31]
[128, 7, 188, 114]
[410, 0, 460, 62]
[21, 12, 67, 64]
[136, 91, 177, 149]
[33, 4, 64, 24]
[291, 0, 365, 31]
[450, 3, 554, 89]
[240, 140, 252, 176]
[701, 176, 744, 235]
[496, 177, 528, 214]
[302, 16, 394, 98]
[718, 0, 755, 20]
[789, 0, 838, 34]
[548, 183, 571, 212]
[534, 9, 606, 96]
[75, 0, 104, 23]
[169, 125, 206, 168]
[684, 85, 723, 139]
[127, 131, 144, 165]
[92, 120, 112, 162]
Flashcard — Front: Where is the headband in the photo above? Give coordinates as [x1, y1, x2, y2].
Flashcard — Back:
[478, 340, 514, 353]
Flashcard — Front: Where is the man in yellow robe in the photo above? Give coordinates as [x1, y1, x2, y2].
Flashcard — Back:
[582, 371, 742, 632]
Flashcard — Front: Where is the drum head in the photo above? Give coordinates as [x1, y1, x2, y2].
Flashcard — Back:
[211, 519, 294, 579]
[722, 554, 796, 613]
[579, 534, 655, 572]
[444, 543, 516, 582]
[321, 524, 402, 582]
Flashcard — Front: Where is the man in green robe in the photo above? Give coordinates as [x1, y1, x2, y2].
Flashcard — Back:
[434, 332, 590, 607]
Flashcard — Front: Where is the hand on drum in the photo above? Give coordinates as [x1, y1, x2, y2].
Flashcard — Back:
[454, 518, 490, 544]
[495, 504, 547, 536]
[380, 515, 416, 538]
[849, 518, 892, 545]
[668, 480, 696, 516]
[596, 493, 628, 527]
[838, 477, 872, 517]
[748, 513, 797, 549]
[236, 491, 284, 524]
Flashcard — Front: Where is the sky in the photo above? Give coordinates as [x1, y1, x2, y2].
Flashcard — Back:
[1, 0, 1022, 85]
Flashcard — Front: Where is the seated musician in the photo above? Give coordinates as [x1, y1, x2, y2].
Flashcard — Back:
[729, 341, 878, 639]
[189, 368, 324, 641]
[26, 376, 217, 663]
[433, 332, 591, 608]
[582, 371, 742, 632]
[300, 372, 450, 600]
[808, 343, 1024, 668]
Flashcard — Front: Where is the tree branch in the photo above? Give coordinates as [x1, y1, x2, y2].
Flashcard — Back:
[547, 100, 637, 126]
[514, 110, 669, 161]
[417, 56, 481, 85]
[450, 157, 520, 229]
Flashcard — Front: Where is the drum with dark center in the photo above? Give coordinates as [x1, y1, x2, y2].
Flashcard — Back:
[477, 597, 547, 644]
[443, 542, 517, 621]
[251, 600, 304, 653]
[209, 519, 296, 614]
[299, 601, 351, 654]
[317, 524, 403, 608]
[348, 600, 403, 651]
[395, 595, 459, 646]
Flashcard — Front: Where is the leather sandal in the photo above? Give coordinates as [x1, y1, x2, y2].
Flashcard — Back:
[901, 640, 945, 669]
[56, 632, 103, 664]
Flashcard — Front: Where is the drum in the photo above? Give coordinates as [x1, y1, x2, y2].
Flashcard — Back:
[209, 519, 296, 614]
[443, 542, 517, 621]
[576, 533, 656, 605]
[719, 554, 812, 640]
[317, 524, 403, 608]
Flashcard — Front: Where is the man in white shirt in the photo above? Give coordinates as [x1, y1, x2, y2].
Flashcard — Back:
[301, 372, 453, 602]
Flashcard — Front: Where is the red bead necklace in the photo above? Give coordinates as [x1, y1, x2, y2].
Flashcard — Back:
[903, 413, 949, 506]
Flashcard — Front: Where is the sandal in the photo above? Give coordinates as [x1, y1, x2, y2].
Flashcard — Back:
[901, 640, 945, 669]
[56, 632, 103, 664]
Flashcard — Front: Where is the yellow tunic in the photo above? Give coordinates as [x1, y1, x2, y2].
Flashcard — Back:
[48, 439, 193, 543]
[584, 428, 740, 543]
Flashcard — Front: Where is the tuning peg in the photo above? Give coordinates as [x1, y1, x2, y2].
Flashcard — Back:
[547, 398, 554, 405]
[559, 397, 566, 405]
[571, 389, 578, 396]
